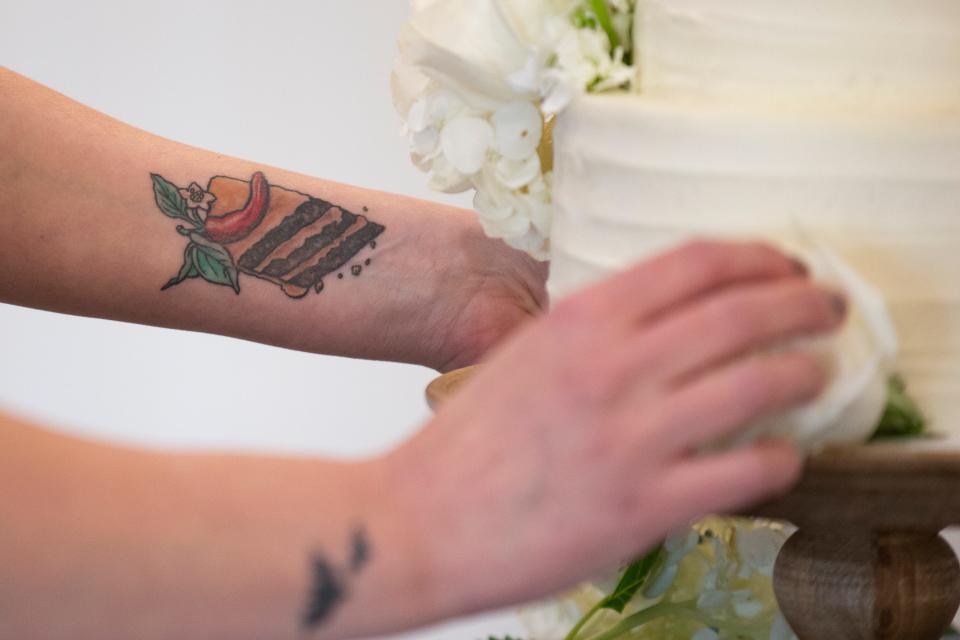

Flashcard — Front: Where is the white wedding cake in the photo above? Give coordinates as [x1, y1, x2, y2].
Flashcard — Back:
[549, 0, 960, 447]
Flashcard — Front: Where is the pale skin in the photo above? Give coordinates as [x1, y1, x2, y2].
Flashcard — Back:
[0, 68, 847, 639]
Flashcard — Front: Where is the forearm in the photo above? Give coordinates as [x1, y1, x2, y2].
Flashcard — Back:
[0, 68, 538, 369]
[0, 412, 434, 639]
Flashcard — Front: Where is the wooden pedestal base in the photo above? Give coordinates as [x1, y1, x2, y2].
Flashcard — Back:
[752, 445, 960, 639]
[774, 530, 959, 639]
[427, 367, 960, 639]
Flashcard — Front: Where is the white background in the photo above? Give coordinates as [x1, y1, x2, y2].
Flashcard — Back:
[0, 1, 524, 638]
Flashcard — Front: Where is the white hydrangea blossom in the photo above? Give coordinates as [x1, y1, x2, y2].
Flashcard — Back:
[522, 518, 800, 639]
[393, 0, 636, 259]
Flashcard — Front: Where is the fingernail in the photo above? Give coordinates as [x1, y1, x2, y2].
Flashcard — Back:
[830, 292, 848, 319]
[789, 257, 809, 276]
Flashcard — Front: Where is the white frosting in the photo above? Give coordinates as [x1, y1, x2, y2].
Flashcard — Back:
[550, 95, 960, 448]
[637, 0, 960, 113]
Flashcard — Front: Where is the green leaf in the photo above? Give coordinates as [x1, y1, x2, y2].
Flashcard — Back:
[601, 545, 664, 614]
[563, 545, 666, 640]
[160, 238, 241, 294]
[872, 375, 926, 441]
[161, 245, 200, 291]
[151, 173, 189, 220]
[182, 234, 240, 294]
[193, 243, 240, 293]
[586, 0, 620, 50]
[571, 6, 598, 29]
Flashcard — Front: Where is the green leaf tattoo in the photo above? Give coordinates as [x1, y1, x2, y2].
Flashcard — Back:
[162, 240, 240, 293]
[150, 172, 385, 298]
[151, 173, 189, 220]
[191, 233, 240, 292]
[161, 245, 201, 291]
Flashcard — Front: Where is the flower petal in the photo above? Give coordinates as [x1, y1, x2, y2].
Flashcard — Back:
[427, 154, 474, 194]
[441, 116, 493, 174]
[391, 62, 432, 118]
[412, 126, 441, 157]
[400, 0, 535, 109]
[495, 153, 541, 189]
[493, 101, 543, 160]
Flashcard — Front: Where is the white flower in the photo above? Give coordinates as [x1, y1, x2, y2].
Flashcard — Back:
[734, 522, 793, 578]
[390, 58, 432, 124]
[493, 101, 544, 159]
[518, 598, 583, 640]
[179, 182, 216, 223]
[427, 154, 473, 193]
[441, 115, 494, 174]
[495, 154, 541, 189]
[398, 0, 539, 110]
[731, 590, 765, 619]
[393, 7, 631, 259]
[394, 0, 637, 260]
[474, 182, 533, 238]
[717, 244, 899, 450]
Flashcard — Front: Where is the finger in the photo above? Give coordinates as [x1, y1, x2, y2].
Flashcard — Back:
[647, 352, 825, 455]
[658, 439, 803, 523]
[633, 280, 845, 385]
[581, 240, 807, 324]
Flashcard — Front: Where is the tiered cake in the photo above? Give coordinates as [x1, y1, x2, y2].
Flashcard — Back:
[550, 0, 960, 446]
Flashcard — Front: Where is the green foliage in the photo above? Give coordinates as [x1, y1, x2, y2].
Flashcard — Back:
[602, 545, 664, 614]
[571, 1, 621, 50]
[586, 0, 620, 50]
[563, 545, 665, 640]
[872, 375, 926, 440]
[162, 232, 240, 294]
[153, 174, 241, 294]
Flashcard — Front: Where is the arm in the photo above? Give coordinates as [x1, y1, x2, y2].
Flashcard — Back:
[0, 68, 546, 371]
[0, 411, 421, 640]
[0, 242, 844, 639]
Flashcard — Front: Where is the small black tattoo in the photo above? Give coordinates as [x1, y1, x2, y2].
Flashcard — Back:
[349, 527, 371, 573]
[337, 273, 344, 279]
[364, 258, 371, 266]
[351, 265, 362, 276]
[362, 206, 369, 212]
[302, 555, 346, 630]
[370, 240, 377, 249]
[300, 526, 373, 631]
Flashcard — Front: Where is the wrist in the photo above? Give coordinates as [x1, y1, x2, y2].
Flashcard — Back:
[377, 431, 482, 624]
[405, 206, 549, 371]
[332, 455, 444, 635]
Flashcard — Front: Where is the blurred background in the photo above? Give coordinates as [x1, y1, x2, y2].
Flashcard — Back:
[0, 1, 524, 638]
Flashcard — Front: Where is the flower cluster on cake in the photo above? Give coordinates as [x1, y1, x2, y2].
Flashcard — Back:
[393, 1, 955, 638]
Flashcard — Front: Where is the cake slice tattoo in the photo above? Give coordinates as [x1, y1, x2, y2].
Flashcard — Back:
[151, 172, 385, 298]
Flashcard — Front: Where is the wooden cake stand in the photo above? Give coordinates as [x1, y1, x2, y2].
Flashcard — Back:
[427, 367, 960, 640]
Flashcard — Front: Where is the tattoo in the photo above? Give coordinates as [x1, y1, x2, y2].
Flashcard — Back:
[349, 527, 371, 573]
[150, 172, 385, 298]
[301, 527, 372, 631]
[302, 554, 346, 629]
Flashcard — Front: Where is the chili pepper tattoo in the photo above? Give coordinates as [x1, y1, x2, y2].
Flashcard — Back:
[150, 172, 385, 298]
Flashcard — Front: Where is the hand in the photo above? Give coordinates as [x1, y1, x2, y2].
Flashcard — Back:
[421, 219, 548, 372]
[388, 241, 846, 620]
